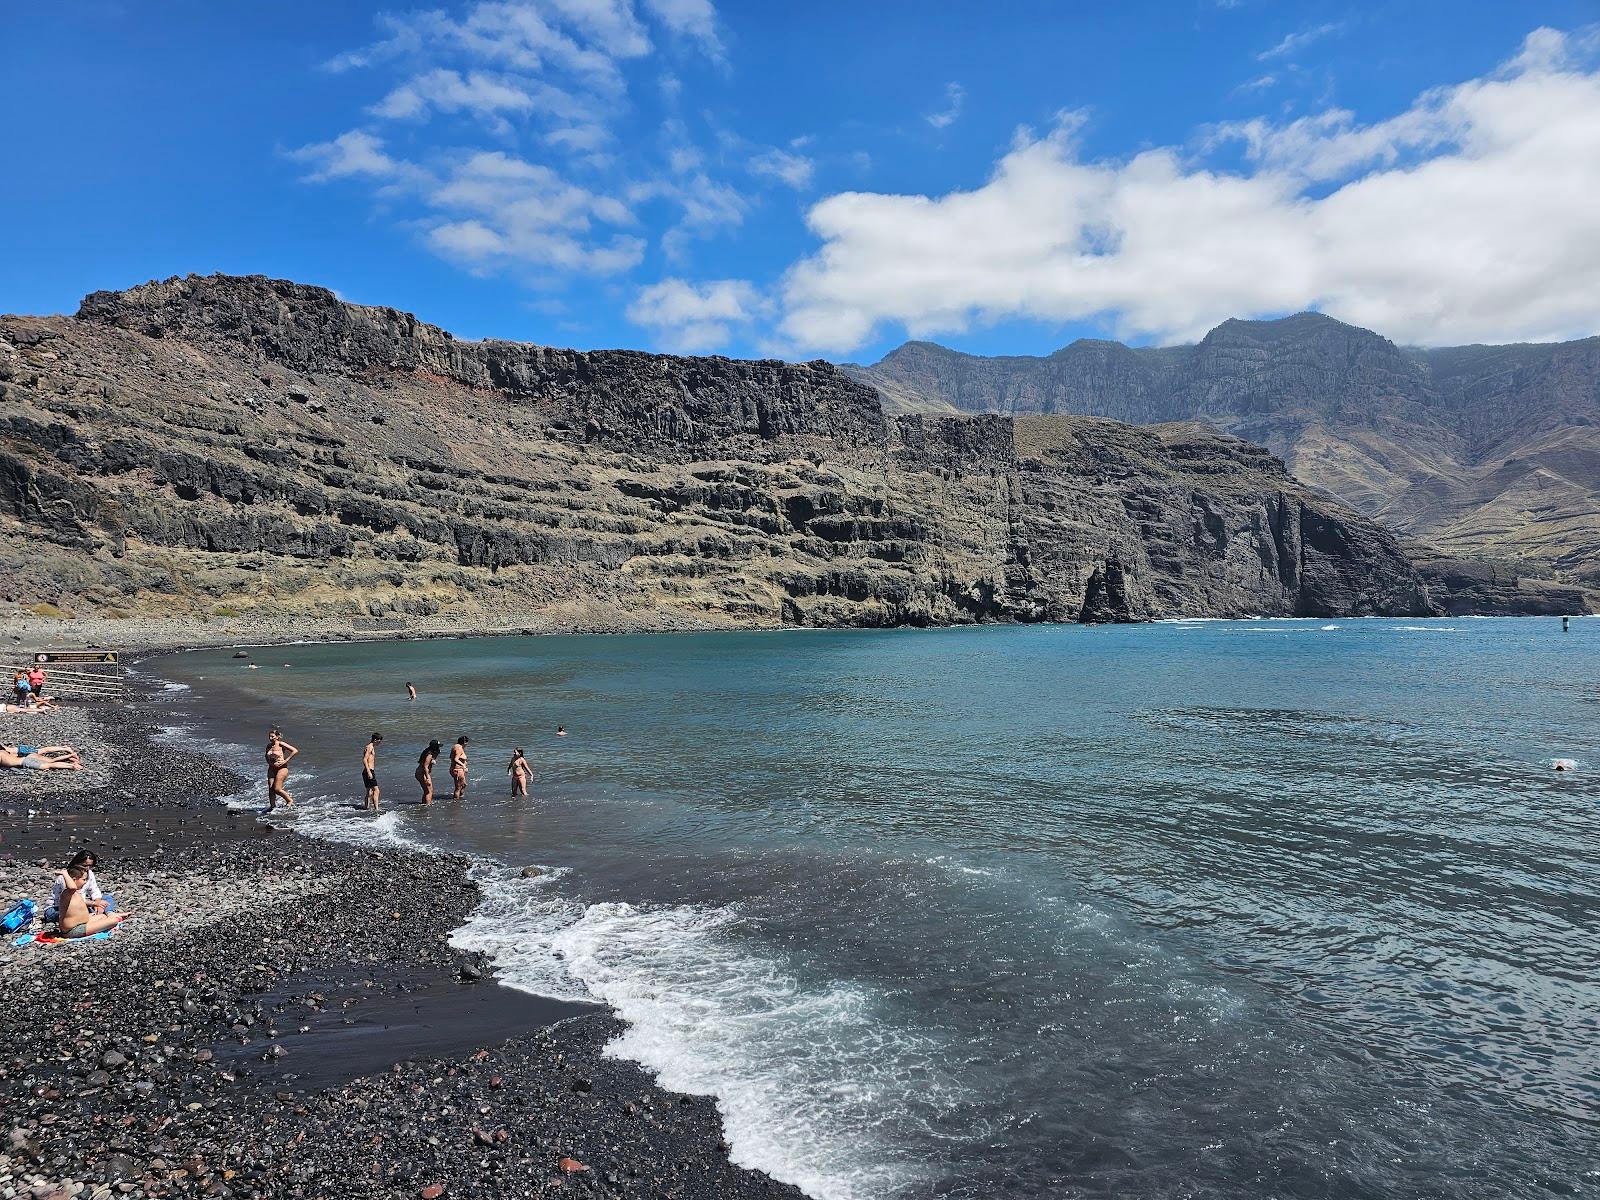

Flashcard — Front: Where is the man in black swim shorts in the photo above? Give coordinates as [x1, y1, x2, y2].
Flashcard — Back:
[363, 732, 383, 812]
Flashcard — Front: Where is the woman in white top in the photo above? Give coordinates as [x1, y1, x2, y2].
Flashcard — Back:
[46, 850, 112, 923]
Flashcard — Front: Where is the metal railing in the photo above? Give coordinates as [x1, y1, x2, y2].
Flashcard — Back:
[6, 653, 126, 703]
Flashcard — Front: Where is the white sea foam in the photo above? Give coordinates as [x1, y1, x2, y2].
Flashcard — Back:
[549, 901, 946, 1200]
[156, 679, 940, 1200]
[449, 862, 588, 1001]
[1320, 624, 1340, 631]
[162, 682, 191, 692]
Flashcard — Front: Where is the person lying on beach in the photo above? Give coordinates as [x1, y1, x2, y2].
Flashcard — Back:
[265, 729, 299, 811]
[508, 748, 532, 797]
[46, 850, 113, 923]
[55, 863, 128, 938]
[0, 744, 82, 771]
[450, 736, 470, 800]
[416, 740, 441, 804]
[363, 732, 383, 812]
[2, 698, 58, 713]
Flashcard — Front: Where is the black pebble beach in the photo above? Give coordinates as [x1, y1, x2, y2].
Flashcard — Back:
[0, 686, 808, 1200]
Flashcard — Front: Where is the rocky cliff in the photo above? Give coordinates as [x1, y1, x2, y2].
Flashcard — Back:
[0, 275, 1438, 629]
[844, 315, 1600, 590]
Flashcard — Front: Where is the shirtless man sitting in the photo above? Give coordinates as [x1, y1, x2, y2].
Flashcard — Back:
[56, 863, 128, 937]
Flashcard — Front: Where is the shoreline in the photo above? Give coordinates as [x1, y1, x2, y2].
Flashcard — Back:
[6, 606, 1578, 672]
[0, 672, 809, 1199]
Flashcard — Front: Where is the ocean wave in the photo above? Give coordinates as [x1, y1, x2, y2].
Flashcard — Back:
[550, 901, 947, 1200]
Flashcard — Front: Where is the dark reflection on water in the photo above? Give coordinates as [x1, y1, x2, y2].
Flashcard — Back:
[154, 618, 1600, 1199]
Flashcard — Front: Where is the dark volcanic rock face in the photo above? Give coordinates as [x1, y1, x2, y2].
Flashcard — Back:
[845, 314, 1600, 589]
[1, 273, 1434, 627]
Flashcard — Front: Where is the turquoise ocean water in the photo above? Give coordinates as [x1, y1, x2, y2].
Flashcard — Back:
[148, 618, 1600, 1199]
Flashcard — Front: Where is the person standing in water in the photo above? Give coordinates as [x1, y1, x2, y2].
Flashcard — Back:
[1563, 616, 1570, 633]
[507, 747, 532, 797]
[265, 729, 299, 811]
[362, 732, 384, 812]
[406, 681, 417, 701]
[450, 736, 470, 800]
[416, 740, 441, 805]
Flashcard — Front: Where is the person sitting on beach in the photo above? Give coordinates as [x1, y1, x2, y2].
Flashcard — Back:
[0, 743, 82, 771]
[363, 732, 383, 812]
[416, 739, 441, 805]
[507, 747, 532, 797]
[450, 736, 470, 800]
[55, 862, 128, 938]
[265, 729, 299, 811]
[46, 850, 113, 923]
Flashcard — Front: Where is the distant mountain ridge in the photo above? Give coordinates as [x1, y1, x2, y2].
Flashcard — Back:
[842, 314, 1600, 583]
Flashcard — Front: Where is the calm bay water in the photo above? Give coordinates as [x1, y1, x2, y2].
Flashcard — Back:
[148, 618, 1600, 1199]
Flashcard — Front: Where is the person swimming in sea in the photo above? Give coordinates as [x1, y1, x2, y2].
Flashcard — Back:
[406, 681, 417, 701]
[450, 736, 470, 800]
[416, 739, 441, 804]
[363, 732, 383, 812]
[507, 747, 532, 797]
[556, 725, 566, 737]
[265, 729, 299, 811]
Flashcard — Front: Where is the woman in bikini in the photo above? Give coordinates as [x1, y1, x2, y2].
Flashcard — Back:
[265, 729, 299, 811]
[507, 747, 532, 797]
[416, 740, 441, 805]
[450, 736, 470, 800]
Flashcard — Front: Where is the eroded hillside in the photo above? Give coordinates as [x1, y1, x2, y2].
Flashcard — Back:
[0, 275, 1439, 628]
[844, 314, 1600, 586]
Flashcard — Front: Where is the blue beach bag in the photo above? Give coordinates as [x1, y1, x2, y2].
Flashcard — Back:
[2, 899, 36, 934]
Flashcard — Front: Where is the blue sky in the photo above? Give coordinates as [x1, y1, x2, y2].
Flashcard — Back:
[4, 1, 1600, 362]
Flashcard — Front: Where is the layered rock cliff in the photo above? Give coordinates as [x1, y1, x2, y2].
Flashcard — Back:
[844, 315, 1600, 590]
[0, 274, 1436, 628]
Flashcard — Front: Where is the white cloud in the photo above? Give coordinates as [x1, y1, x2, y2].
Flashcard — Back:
[290, 130, 421, 184]
[370, 69, 539, 125]
[341, 2, 628, 90]
[925, 82, 965, 130]
[1258, 21, 1344, 61]
[541, 0, 652, 58]
[749, 147, 814, 189]
[425, 150, 643, 272]
[627, 277, 766, 350]
[640, 0, 723, 59]
[779, 27, 1600, 352]
[297, 0, 746, 288]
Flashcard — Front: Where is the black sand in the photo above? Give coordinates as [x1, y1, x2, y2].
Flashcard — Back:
[0, 687, 807, 1199]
